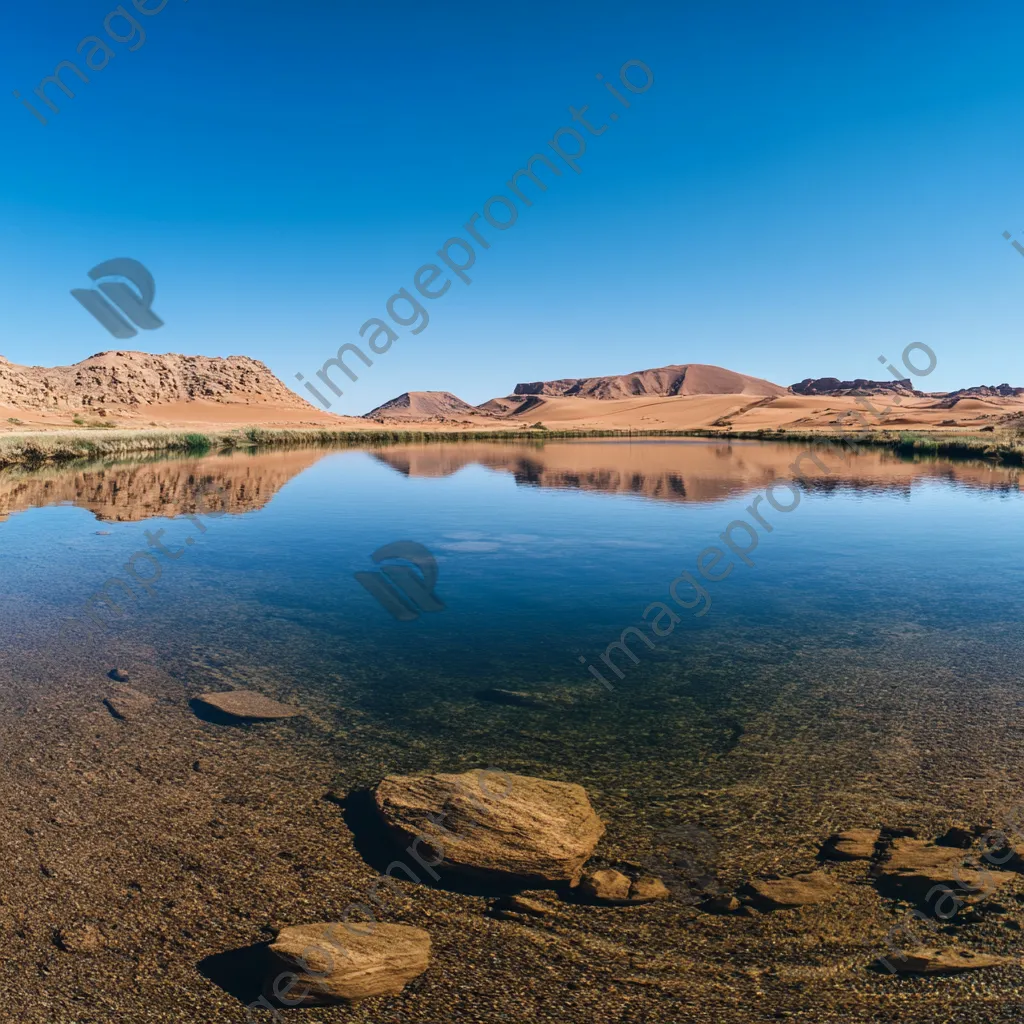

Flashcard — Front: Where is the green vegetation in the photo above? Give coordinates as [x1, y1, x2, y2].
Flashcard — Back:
[0, 424, 1022, 469]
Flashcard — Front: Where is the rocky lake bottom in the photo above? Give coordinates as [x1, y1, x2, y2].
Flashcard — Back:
[1, 439, 1023, 1022]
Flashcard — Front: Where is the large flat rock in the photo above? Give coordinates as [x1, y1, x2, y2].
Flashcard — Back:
[742, 871, 837, 910]
[268, 922, 430, 1003]
[875, 838, 1009, 905]
[193, 690, 300, 721]
[885, 947, 1016, 974]
[374, 770, 605, 885]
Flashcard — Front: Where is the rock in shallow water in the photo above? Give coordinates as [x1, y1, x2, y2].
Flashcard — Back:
[103, 685, 154, 721]
[579, 869, 671, 904]
[741, 871, 837, 910]
[374, 770, 605, 885]
[268, 922, 430, 1003]
[55, 924, 105, 954]
[193, 690, 301, 721]
[875, 838, 1009, 904]
[884, 947, 1016, 974]
[821, 829, 879, 861]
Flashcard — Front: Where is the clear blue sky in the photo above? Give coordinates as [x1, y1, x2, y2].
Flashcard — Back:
[2, 0, 1024, 414]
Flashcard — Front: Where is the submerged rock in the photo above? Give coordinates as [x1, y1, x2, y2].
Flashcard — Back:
[491, 894, 554, 919]
[193, 690, 301, 721]
[268, 922, 430, 1003]
[580, 869, 631, 902]
[627, 876, 671, 903]
[374, 770, 604, 885]
[103, 685, 154, 721]
[108, 668, 130, 682]
[821, 829, 879, 861]
[884, 947, 1015, 974]
[875, 839, 1009, 905]
[579, 869, 670, 905]
[742, 871, 837, 910]
[55, 924, 105, 954]
[700, 894, 742, 914]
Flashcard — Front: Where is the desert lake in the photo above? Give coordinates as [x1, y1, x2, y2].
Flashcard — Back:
[1, 436, 1023, 1021]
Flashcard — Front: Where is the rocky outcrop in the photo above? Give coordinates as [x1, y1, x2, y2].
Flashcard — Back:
[193, 690, 301, 721]
[789, 377, 923, 397]
[267, 922, 430, 1003]
[374, 770, 605, 885]
[0, 350, 320, 413]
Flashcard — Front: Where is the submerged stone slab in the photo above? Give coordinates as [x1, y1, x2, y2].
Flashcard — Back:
[742, 871, 837, 910]
[821, 829, 879, 861]
[103, 685, 155, 721]
[268, 922, 430, 1003]
[374, 770, 605, 885]
[875, 839, 1009, 905]
[885, 947, 1015, 974]
[193, 690, 301, 721]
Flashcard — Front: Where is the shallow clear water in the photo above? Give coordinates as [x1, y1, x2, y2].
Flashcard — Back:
[5, 437, 1024, 855]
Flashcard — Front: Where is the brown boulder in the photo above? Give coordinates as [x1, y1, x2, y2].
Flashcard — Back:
[742, 871, 837, 910]
[580, 869, 632, 902]
[579, 870, 670, 905]
[822, 829, 879, 861]
[193, 689, 301, 721]
[374, 770, 604, 886]
[268, 922, 430, 1003]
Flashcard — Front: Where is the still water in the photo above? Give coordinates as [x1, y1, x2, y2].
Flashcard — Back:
[3, 437, 1024, 861]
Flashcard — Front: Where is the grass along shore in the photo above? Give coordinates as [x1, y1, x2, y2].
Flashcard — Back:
[0, 424, 1023, 468]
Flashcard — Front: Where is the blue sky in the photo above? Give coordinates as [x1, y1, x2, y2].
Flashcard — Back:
[2, 0, 1024, 414]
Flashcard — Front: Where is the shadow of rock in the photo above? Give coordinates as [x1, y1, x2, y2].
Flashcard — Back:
[188, 698, 251, 727]
[197, 942, 272, 1007]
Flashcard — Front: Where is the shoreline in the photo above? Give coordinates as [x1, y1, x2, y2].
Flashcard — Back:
[1, 424, 1022, 469]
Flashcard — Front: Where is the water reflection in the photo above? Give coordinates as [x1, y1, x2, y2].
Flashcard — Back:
[0, 438, 1018, 527]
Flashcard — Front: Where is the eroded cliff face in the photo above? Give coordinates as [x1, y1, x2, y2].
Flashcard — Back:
[0, 351, 316, 412]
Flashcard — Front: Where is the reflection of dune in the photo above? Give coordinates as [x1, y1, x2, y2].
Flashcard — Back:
[372, 439, 1023, 504]
[0, 449, 332, 523]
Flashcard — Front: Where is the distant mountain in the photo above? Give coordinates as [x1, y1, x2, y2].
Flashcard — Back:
[510, 363, 787, 400]
[364, 391, 479, 421]
[790, 377, 924, 397]
[944, 384, 1024, 398]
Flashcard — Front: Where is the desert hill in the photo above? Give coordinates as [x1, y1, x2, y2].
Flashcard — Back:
[0, 351, 358, 430]
[511, 363, 787, 400]
[364, 391, 478, 421]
